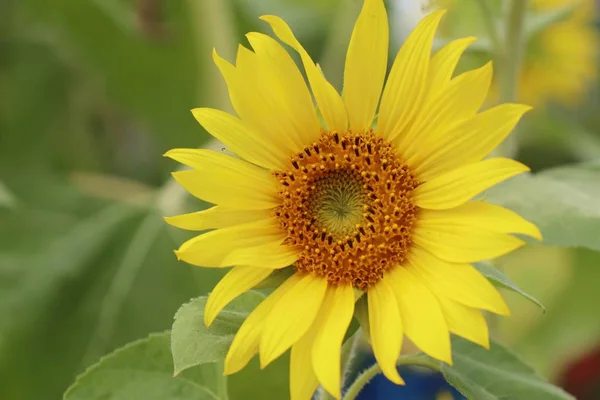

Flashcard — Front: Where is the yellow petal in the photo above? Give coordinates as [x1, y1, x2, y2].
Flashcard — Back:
[222, 241, 299, 269]
[212, 48, 305, 156]
[368, 277, 405, 385]
[437, 297, 490, 349]
[246, 32, 321, 146]
[167, 149, 280, 210]
[343, 0, 389, 131]
[378, 10, 445, 141]
[408, 246, 510, 316]
[290, 329, 320, 400]
[191, 108, 287, 170]
[164, 206, 273, 231]
[402, 61, 493, 161]
[412, 222, 525, 263]
[412, 104, 532, 181]
[204, 266, 273, 327]
[428, 37, 477, 93]
[312, 284, 355, 399]
[259, 275, 328, 368]
[413, 158, 530, 210]
[260, 15, 348, 132]
[387, 267, 452, 364]
[418, 202, 542, 241]
[224, 274, 301, 375]
[175, 218, 286, 267]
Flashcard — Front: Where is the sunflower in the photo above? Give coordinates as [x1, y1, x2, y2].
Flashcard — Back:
[165, 1, 540, 399]
[521, 0, 597, 106]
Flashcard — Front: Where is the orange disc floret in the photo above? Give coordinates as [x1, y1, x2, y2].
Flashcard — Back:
[274, 131, 420, 290]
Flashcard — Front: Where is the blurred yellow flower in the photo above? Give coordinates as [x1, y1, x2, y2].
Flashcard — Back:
[165, 1, 539, 399]
[521, 0, 597, 106]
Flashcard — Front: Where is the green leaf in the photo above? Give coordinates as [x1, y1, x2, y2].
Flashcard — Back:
[474, 262, 545, 312]
[0, 179, 219, 400]
[171, 291, 291, 400]
[345, 336, 572, 400]
[171, 291, 266, 375]
[64, 332, 222, 400]
[440, 337, 574, 400]
[487, 164, 600, 252]
[514, 248, 600, 377]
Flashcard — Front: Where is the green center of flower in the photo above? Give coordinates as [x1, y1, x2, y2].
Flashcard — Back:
[308, 170, 366, 238]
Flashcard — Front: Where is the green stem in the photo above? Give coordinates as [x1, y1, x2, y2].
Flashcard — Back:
[187, 0, 236, 108]
[492, 0, 529, 158]
[215, 361, 230, 400]
[476, 0, 502, 51]
[500, 0, 528, 104]
[343, 355, 442, 400]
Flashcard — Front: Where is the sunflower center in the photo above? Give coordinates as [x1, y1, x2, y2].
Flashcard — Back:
[274, 131, 420, 290]
[309, 170, 366, 238]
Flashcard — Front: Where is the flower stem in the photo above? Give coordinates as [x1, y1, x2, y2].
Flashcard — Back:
[500, 0, 528, 104]
[187, 0, 236, 108]
[342, 355, 442, 400]
[476, 0, 502, 51]
[484, 0, 529, 158]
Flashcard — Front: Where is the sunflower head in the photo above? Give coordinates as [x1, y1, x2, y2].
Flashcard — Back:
[165, 1, 539, 399]
[274, 131, 420, 289]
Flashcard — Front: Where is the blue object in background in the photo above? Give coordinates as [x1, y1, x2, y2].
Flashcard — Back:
[354, 356, 465, 400]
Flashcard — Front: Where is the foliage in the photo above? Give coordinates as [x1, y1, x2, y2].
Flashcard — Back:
[1, 0, 599, 399]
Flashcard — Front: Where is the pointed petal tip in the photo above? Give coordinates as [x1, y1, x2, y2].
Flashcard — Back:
[481, 338, 491, 350]
[173, 249, 182, 261]
[431, 8, 448, 18]
[163, 149, 175, 158]
[444, 354, 454, 366]
[258, 14, 276, 23]
[420, 8, 447, 26]
[222, 361, 236, 376]
[258, 354, 271, 370]
[259, 343, 281, 369]
[162, 216, 177, 227]
[384, 369, 405, 386]
[491, 299, 511, 317]
[325, 388, 342, 400]
[203, 304, 216, 327]
[223, 350, 246, 376]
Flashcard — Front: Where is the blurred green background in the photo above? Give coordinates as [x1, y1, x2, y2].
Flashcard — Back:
[1, 0, 599, 399]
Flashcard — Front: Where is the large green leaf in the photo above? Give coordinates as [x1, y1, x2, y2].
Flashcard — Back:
[0, 176, 221, 400]
[170, 291, 266, 375]
[64, 332, 223, 400]
[474, 262, 545, 311]
[440, 337, 574, 400]
[514, 248, 600, 377]
[170, 290, 291, 400]
[487, 163, 600, 251]
[346, 336, 572, 400]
